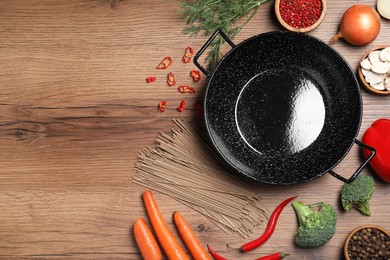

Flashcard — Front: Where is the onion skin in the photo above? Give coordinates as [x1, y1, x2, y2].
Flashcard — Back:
[330, 4, 381, 46]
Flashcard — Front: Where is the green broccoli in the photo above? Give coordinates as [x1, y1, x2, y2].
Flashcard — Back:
[341, 175, 375, 216]
[292, 201, 337, 247]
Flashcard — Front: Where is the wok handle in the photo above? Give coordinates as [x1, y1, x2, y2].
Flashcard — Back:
[328, 139, 376, 183]
[193, 29, 236, 77]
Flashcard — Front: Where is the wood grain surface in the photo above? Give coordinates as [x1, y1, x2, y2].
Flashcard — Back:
[1, 0, 389, 259]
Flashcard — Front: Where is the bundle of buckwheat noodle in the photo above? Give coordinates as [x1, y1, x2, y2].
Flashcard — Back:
[133, 119, 268, 238]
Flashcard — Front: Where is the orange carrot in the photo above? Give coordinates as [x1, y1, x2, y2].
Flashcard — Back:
[173, 211, 212, 260]
[142, 190, 189, 260]
[133, 217, 162, 260]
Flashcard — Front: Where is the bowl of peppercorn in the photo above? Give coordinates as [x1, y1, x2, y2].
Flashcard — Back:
[275, 0, 327, 33]
[344, 224, 390, 260]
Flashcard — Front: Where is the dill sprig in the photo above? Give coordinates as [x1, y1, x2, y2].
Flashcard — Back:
[178, 0, 269, 73]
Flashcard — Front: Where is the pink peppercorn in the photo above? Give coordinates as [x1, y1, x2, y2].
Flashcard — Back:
[280, 0, 322, 29]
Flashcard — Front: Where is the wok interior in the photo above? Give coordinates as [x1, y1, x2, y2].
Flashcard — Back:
[235, 67, 326, 156]
[205, 32, 362, 184]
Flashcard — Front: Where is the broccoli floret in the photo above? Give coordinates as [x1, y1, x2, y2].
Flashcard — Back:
[341, 175, 374, 216]
[292, 201, 337, 247]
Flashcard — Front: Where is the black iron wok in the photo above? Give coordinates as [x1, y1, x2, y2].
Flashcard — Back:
[194, 30, 375, 185]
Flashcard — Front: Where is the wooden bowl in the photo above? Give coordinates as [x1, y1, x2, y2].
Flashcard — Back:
[358, 45, 390, 95]
[275, 0, 327, 33]
[344, 224, 390, 260]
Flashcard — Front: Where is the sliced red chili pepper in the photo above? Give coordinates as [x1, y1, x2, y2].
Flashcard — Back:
[194, 102, 204, 117]
[156, 56, 173, 69]
[178, 86, 196, 94]
[177, 100, 186, 112]
[190, 70, 201, 82]
[207, 244, 227, 260]
[182, 47, 194, 63]
[240, 196, 297, 252]
[146, 76, 156, 83]
[167, 72, 176, 87]
[255, 252, 291, 260]
[158, 101, 167, 112]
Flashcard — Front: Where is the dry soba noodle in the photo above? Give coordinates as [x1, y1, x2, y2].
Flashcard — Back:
[133, 119, 268, 238]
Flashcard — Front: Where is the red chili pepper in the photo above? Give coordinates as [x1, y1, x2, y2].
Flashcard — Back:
[182, 47, 194, 63]
[156, 56, 173, 69]
[255, 252, 291, 260]
[207, 244, 227, 260]
[146, 76, 156, 83]
[240, 196, 297, 252]
[190, 70, 201, 82]
[178, 86, 196, 94]
[177, 100, 186, 112]
[167, 72, 176, 86]
[194, 102, 204, 117]
[158, 101, 167, 112]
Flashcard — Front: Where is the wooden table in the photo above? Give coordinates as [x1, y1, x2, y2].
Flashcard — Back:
[1, 0, 389, 259]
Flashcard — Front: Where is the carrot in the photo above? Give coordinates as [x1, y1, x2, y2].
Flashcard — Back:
[142, 190, 189, 260]
[133, 217, 162, 260]
[173, 211, 212, 260]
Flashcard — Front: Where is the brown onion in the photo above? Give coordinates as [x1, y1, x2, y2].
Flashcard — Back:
[330, 4, 381, 46]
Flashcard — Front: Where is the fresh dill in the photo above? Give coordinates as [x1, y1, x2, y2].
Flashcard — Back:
[178, 0, 269, 73]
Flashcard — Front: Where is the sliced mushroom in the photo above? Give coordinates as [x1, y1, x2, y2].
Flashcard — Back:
[365, 70, 385, 86]
[369, 50, 381, 64]
[371, 62, 390, 74]
[360, 58, 371, 70]
[385, 77, 390, 90]
[361, 67, 370, 76]
[380, 47, 390, 62]
[371, 80, 386, 90]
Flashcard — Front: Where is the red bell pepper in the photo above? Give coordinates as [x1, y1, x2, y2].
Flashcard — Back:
[362, 118, 390, 183]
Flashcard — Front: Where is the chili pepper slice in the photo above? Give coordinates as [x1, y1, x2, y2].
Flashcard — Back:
[194, 102, 204, 117]
[207, 244, 227, 260]
[177, 100, 186, 112]
[255, 252, 291, 260]
[240, 196, 297, 252]
[182, 47, 194, 63]
[158, 101, 167, 112]
[167, 72, 176, 87]
[156, 56, 173, 69]
[146, 76, 156, 83]
[190, 70, 201, 82]
[178, 86, 196, 94]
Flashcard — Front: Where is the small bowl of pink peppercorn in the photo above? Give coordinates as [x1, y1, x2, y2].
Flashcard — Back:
[275, 0, 327, 33]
